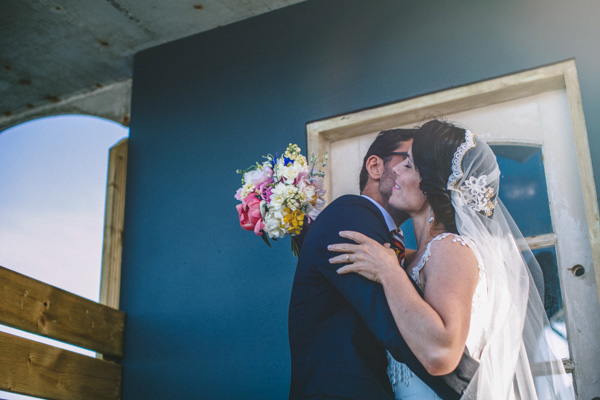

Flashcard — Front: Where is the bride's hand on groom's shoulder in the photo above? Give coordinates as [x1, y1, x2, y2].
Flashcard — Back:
[328, 231, 400, 284]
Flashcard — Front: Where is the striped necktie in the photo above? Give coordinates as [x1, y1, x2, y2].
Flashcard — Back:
[390, 228, 405, 268]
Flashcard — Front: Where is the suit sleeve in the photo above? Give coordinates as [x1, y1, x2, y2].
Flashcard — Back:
[312, 199, 433, 378]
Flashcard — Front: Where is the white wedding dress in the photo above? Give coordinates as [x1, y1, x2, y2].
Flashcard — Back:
[387, 232, 490, 400]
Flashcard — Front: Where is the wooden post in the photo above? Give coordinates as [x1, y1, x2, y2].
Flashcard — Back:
[99, 139, 128, 310]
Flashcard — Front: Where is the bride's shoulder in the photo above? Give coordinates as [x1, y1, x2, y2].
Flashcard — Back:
[426, 233, 480, 271]
[416, 233, 481, 292]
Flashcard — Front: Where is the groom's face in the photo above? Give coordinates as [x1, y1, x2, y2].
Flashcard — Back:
[379, 139, 413, 206]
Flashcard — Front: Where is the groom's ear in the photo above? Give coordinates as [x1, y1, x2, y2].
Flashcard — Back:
[365, 155, 384, 181]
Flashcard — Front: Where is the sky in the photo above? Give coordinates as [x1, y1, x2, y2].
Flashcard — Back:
[0, 115, 128, 400]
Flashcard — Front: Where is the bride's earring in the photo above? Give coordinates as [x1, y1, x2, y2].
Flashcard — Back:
[428, 208, 434, 224]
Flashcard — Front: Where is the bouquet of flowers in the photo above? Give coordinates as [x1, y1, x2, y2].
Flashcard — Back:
[235, 143, 327, 256]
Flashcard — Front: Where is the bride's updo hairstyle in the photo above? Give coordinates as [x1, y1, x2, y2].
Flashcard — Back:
[412, 119, 467, 234]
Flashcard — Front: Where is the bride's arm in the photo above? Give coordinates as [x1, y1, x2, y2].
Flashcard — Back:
[329, 231, 479, 376]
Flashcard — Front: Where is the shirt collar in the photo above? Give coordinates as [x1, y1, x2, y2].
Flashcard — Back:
[361, 194, 398, 232]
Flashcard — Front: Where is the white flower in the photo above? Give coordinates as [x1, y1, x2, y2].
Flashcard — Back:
[269, 194, 285, 210]
[285, 183, 299, 198]
[282, 162, 305, 184]
[296, 154, 307, 166]
[271, 182, 298, 201]
[264, 210, 286, 239]
[299, 181, 317, 203]
[240, 182, 255, 199]
[274, 158, 305, 184]
[286, 198, 301, 211]
[273, 158, 287, 180]
[269, 182, 287, 209]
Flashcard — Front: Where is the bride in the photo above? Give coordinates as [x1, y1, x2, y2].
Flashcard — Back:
[329, 120, 573, 399]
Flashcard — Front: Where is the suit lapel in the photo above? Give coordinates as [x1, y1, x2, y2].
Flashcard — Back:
[353, 196, 424, 296]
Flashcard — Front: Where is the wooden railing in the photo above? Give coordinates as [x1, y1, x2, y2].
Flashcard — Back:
[0, 265, 125, 400]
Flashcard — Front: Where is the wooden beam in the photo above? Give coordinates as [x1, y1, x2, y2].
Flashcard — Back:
[100, 138, 128, 310]
[0, 331, 121, 400]
[0, 266, 124, 358]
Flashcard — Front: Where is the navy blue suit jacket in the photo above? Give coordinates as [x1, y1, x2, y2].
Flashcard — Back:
[288, 195, 477, 400]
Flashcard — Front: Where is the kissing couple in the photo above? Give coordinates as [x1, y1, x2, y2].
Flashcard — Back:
[288, 120, 573, 399]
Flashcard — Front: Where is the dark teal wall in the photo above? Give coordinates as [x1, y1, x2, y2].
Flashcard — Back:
[122, 0, 600, 398]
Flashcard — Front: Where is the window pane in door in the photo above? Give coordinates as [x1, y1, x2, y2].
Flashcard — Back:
[531, 246, 569, 359]
[491, 145, 553, 237]
[531, 247, 564, 319]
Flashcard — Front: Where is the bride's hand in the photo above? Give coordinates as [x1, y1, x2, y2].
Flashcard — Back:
[328, 231, 401, 284]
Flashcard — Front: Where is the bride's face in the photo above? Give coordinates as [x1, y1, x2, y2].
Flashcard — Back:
[390, 147, 428, 215]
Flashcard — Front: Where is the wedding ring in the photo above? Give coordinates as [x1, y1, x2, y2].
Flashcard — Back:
[346, 254, 350, 262]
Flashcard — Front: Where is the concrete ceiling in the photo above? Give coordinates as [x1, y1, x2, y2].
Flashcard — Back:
[0, 0, 305, 128]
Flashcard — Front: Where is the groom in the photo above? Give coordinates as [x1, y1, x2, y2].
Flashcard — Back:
[288, 129, 477, 400]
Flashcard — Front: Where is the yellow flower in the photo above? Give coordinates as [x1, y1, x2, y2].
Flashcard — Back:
[284, 208, 304, 235]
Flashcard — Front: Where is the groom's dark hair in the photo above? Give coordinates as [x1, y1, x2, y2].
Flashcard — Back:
[359, 128, 417, 193]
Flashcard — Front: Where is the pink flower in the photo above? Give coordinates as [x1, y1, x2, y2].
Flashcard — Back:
[295, 170, 309, 185]
[245, 169, 271, 186]
[234, 187, 244, 201]
[258, 180, 274, 203]
[236, 194, 265, 236]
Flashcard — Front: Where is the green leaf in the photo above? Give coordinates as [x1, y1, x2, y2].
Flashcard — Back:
[291, 236, 300, 257]
[260, 232, 272, 248]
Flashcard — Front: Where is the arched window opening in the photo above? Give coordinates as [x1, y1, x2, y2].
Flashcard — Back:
[0, 115, 128, 400]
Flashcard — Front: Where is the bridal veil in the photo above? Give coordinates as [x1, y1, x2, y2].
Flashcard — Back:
[448, 131, 574, 399]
